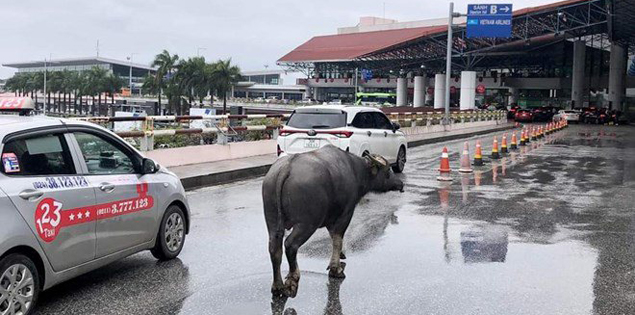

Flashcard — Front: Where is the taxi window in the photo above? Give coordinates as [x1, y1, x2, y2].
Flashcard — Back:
[73, 132, 136, 175]
[2, 134, 75, 176]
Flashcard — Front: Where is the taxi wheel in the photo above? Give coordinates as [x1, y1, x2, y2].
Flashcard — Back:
[151, 205, 187, 261]
[0, 254, 40, 315]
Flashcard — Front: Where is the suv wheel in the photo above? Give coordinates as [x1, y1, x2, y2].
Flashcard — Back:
[0, 254, 40, 315]
[392, 147, 406, 173]
[151, 205, 187, 261]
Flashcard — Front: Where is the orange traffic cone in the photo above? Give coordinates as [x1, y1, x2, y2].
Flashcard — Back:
[491, 138, 501, 159]
[437, 147, 452, 181]
[474, 140, 484, 166]
[531, 127, 537, 141]
[501, 134, 509, 154]
[520, 129, 527, 146]
[459, 142, 473, 173]
[511, 132, 518, 150]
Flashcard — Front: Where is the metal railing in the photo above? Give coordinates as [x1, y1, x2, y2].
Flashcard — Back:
[387, 110, 507, 127]
[73, 114, 289, 151]
[74, 110, 507, 151]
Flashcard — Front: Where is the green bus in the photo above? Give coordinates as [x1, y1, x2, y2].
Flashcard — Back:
[355, 92, 396, 106]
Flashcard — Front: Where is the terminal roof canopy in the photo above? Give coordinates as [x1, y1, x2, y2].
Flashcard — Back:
[278, 26, 446, 63]
[278, 0, 635, 72]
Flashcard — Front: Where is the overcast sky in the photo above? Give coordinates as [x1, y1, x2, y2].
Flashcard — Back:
[0, 0, 557, 79]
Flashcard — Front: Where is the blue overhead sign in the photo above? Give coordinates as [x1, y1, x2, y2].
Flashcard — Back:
[361, 69, 373, 81]
[467, 4, 513, 38]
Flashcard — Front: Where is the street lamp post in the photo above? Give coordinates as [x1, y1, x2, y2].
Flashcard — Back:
[43, 58, 47, 114]
[127, 53, 137, 96]
[43, 53, 52, 115]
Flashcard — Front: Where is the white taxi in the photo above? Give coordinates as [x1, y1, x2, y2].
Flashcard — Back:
[0, 98, 189, 314]
[277, 105, 408, 173]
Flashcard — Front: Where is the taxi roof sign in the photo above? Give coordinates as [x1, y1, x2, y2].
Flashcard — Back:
[0, 97, 35, 114]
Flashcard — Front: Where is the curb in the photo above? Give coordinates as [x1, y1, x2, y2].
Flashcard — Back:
[407, 124, 515, 148]
[181, 123, 516, 190]
[181, 164, 272, 191]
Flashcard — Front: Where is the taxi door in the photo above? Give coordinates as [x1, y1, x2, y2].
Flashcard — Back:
[0, 131, 96, 271]
[69, 130, 158, 258]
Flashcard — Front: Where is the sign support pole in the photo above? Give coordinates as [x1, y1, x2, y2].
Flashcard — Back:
[444, 2, 454, 125]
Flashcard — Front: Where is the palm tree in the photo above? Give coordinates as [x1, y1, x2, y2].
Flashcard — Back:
[150, 50, 180, 114]
[104, 74, 125, 105]
[87, 66, 108, 116]
[176, 56, 208, 109]
[209, 59, 241, 114]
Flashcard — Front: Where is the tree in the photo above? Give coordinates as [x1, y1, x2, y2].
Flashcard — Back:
[209, 59, 241, 114]
[86, 66, 108, 116]
[176, 56, 208, 109]
[150, 50, 180, 114]
[104, 74, 125, 105]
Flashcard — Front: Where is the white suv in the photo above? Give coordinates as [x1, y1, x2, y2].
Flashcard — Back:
[277, 105, 407, 173]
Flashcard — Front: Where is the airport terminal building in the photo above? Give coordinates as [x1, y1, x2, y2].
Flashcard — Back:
[279, 0, 635, 112]
[3, 57, 156, 95]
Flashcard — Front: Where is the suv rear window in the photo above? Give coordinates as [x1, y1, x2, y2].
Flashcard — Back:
[287, 112, 346, 129]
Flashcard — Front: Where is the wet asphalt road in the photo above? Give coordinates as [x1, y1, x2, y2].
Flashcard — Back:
[35, 124, 635, 315]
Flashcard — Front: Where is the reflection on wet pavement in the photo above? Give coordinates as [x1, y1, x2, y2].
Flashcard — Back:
[34, 125, 635, 315]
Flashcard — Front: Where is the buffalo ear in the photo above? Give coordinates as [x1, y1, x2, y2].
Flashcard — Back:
[364, 156, 380, 176]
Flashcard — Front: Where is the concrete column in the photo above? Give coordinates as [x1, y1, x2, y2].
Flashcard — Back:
[460, 71, 477, 111]
[423, 76, 431, 105]
[571, 40, 586, 108]
[608, 43, 627, 111]
[508, 87, 519, 105]
[396, 77, 408, 107]
[434, 74, 446, 109]
[413, 76, 426, 107]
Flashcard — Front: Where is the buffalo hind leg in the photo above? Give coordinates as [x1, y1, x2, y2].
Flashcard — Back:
[284, 223, 317, 298]
[327, 231, 346, 278]
[269, 232, 285, 296]
[327, 210, 354, 278]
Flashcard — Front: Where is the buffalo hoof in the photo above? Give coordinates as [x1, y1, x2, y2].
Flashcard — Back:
[271, 282, 286, 297]
[340, 252, 347, 260]
[283, 275, 300, 298]
[328, 262, 346, 279]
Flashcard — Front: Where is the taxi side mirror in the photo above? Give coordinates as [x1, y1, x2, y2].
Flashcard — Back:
[142, 158, 159, 174]
[392, 122, 401, 132]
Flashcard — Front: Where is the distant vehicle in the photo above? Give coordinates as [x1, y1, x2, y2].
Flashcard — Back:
[581, 107, 610, 124]
[355, 92, 396, 106]
[554, 110, 581, 123]
[329, 99, 343, 105]
[277, 105, 407, 173]
[514, 109, 534, 122]
[507, 105, 521, 119]
[0, 98, 190, 315]
[582, 108, 623, 125]
[532, 106, 559, 122]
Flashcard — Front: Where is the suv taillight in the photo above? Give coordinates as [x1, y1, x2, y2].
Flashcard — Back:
[325, 131, 354, 138]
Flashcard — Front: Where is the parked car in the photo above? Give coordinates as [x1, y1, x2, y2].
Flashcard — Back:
[553, 110, 581, 123]
[514, 109, 534, 122]
[277, 105, 407, 173]
[0, 99, 190, 314]
[580, 107, 598, 124]
[532, 106, 559, 122]
[582, 108, 624, 125]
[507, 104, 521, 119]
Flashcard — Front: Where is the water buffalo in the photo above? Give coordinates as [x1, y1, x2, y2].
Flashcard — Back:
[263, 145, 404, 298]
